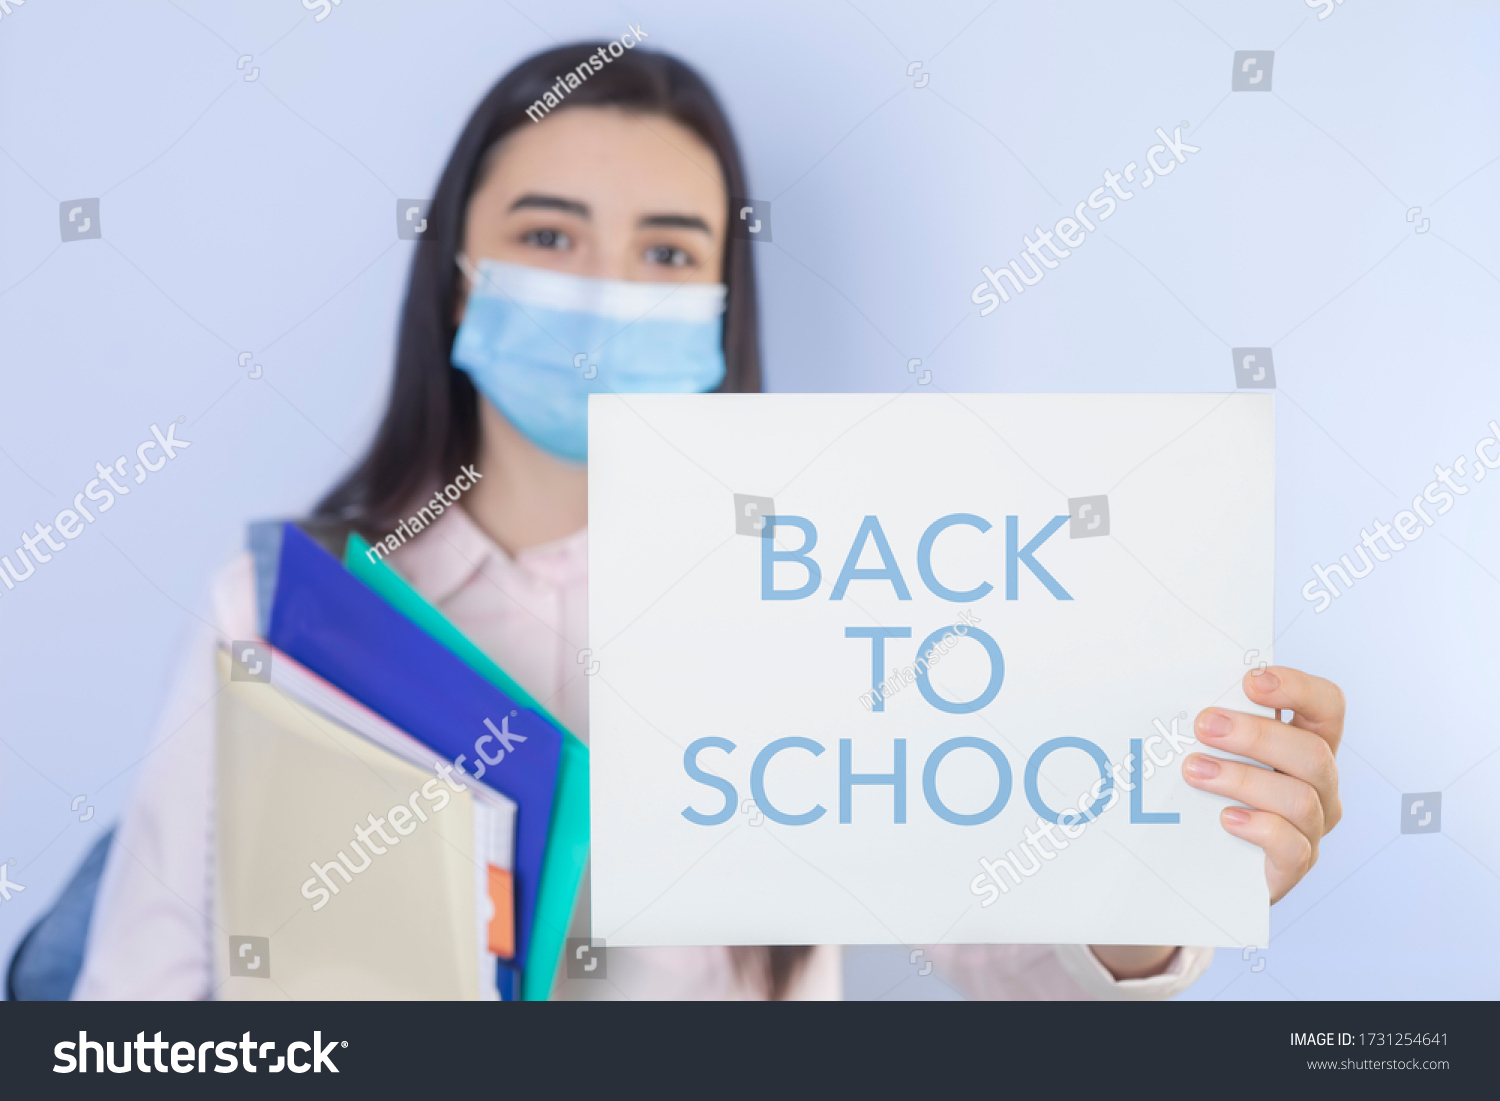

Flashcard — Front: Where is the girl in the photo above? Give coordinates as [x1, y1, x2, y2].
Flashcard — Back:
[74, 44, 1344, 1001]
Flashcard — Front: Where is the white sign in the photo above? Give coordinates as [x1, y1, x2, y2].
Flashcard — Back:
[589, 393, 1273, 950]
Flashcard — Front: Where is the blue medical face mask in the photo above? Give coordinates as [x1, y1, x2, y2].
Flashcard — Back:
[451, 256, 728, 464]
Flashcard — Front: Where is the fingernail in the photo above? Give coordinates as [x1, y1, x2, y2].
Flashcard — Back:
[1198, 711, 1233, 739]
[1222, 806, 1251, 826]
[1251, 670, 1281, 692]
[1185, 755, 1221, 780]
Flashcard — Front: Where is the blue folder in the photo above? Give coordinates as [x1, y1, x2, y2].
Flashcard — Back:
[250, 521, 562, 970]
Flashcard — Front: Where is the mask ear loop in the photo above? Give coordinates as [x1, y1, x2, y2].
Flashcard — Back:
[455, 252, 481, 286]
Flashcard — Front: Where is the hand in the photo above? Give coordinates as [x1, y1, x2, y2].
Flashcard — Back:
[1182, 666, 1345, 903]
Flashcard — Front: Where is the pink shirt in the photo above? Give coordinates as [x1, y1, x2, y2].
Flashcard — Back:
[76, 504, 1212, 1000]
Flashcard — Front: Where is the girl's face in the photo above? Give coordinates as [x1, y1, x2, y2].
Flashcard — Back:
[459, 106, 728, 301]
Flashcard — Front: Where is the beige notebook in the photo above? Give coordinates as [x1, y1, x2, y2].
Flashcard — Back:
[213, 649, 484, 1000]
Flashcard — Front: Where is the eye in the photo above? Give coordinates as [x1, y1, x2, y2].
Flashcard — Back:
[521, 228, 571, 250]
[644, 244, 692, 268]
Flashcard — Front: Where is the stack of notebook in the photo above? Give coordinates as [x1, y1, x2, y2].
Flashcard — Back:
[213, 520, 588, 1001]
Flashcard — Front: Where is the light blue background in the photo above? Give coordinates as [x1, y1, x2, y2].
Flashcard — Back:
[1, 0, 1496, 1000]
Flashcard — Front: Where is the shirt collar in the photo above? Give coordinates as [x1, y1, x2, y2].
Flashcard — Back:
[389, 503, 587, 605]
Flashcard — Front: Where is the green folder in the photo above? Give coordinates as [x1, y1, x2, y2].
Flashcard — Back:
[345, 532, 589, 1002]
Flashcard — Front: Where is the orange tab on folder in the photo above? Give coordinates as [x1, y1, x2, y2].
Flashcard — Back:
[487, 865, 515, 959]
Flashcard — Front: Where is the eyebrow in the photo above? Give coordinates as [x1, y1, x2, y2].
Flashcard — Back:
[508, 194, 590, 217]
[638, 213, 712, 234]
[507, 194, 712, 235]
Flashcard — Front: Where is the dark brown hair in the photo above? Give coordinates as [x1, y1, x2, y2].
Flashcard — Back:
[310, 43, 809, 999]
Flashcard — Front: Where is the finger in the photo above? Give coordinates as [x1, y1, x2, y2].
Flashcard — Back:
[1183, 754, 1325, 847]
[1242, 667, 1345, 750]
[1218, 805, 1314, 904]
[1195, 708, 1342, 833]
